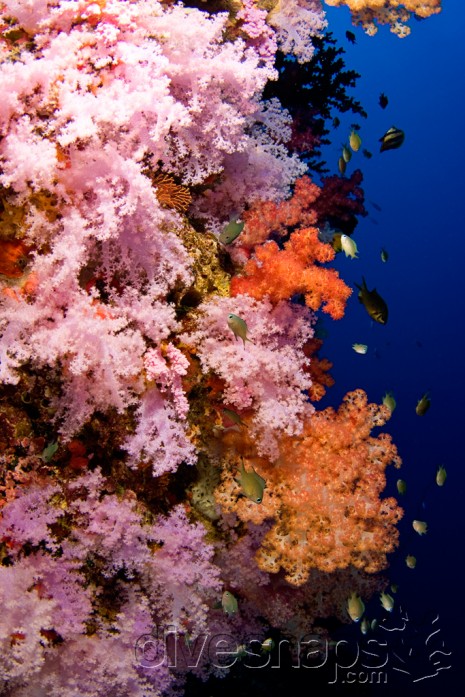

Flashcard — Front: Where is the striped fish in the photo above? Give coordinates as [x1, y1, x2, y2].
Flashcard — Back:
[379, 126, 405, 152]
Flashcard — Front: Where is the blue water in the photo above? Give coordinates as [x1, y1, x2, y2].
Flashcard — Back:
[315, 1, 465, 693]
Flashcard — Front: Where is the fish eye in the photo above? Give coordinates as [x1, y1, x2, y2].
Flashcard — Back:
[256, 497, 262, 503]
[228, 314, 234, 319]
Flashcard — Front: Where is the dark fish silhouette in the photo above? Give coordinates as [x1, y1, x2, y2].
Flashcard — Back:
[332, 116, 341, 128]
[362, 148, 372, 159]
[379, 126, 405, 152]
[379, 93, 388, 109]
[346, 30, 356, 44]
[355, 277, 388, 324]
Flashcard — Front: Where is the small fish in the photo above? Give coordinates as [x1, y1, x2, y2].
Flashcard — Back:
[371, 619, 378, 631]
[360, 617, 370, 635]
[349, 130, 362, 152]
[234, 644, 247, 658]
[347, 592, 365, 622]
[436, 465, 447, 486]
[380, 592, 394, 612]
[212, 424, 241, 437]
[396, 479, 407, 495]
[355, 277, 388, 324]
[412, 519, 428, 535]
[390, 583, 398, 594]
[383, 392, 396, 413]
[219, 219, 245, 245]
[416, 392, 431, 416]
[379, 126, 405, 152]
[405, 554, 417, 569]
[370, 201, 382, 212]
[340, 234, 358, 259]
[40, 441, 58, 462]
[227, 313, 253, 347]
[338, 156, 346, 175]
[345, 30, 356, 44]
[379, 93, 388, 109]
[237, 460, 266, 504]
[332, 116, 341, 128]
[222, 408, 248, 429]
[380, 248, 389, 262]
[352, 343, 368, 354]
[261, 638, 274, 652]
[342, 144, 352, 163]
[362, 148, 373, 159]
[222, 590, 238, 615]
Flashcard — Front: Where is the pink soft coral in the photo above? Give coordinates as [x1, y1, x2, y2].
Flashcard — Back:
[181, 295, 316, 459]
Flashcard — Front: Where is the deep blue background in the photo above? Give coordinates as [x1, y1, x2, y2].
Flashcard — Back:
[316, 1, 465, 693]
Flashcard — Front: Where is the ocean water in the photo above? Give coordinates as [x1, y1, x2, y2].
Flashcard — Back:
[311, 2, 464, 694]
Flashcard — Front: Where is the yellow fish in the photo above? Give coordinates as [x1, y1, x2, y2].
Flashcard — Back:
[380, 592, 394, 612]
[227, 313, 253, 347]
[383, 391, 396, 413]
[261, 638, 274, 652]
[405, 555, 417, 569]
[347, 592, 365, 622]
[349, 130, 362, 151]
[436, 465, 447, 486]
[222, 590, 238, 615]
[355, 277, 388, 324]
[237, 460, 266, 504]
[342, 145, 352, 163]
[352, 343, 368, 354]
[340, 234, 358, 259]
[412, 520, 428, 535]
[396, 479, 407, 495]
[360, 617, 370, 635]
[416, 392, 431, 416]
[380, 248, 389, 263]
[338, 156, 346, 175]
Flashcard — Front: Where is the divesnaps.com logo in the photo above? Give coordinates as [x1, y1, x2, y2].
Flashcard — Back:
[134, 611, 452, 686]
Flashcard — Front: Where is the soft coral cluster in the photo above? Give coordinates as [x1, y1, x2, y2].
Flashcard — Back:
[325, 0, 442, 37]
[0, 469, 229, 695]
[215, 390, 403, 585]
[181, 294, 316, 459]
[0, 0, 304, 454]
[231, 225, 351, 319]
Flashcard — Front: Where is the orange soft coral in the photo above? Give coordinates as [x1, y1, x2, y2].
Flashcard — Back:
[325, 0, 442, 37]
[231, 225, 351, 319]
[303, 337, 334, 401]
[215, 389, 403, 585]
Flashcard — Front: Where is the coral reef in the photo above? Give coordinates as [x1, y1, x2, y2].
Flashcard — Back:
[325, 0, 442, 37]
[0, 1, 434, 694]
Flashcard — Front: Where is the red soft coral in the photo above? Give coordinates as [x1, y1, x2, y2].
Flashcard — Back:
[231, 225, 351, 319]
